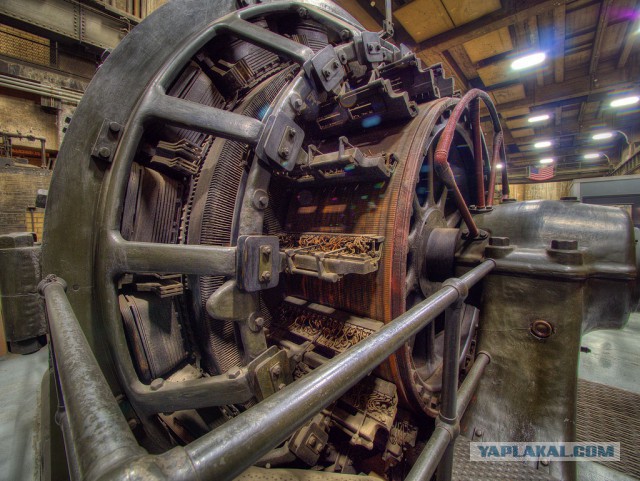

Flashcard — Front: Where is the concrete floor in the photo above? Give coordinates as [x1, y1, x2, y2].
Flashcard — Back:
[1, 314, 638, 481]
[0, 346, 49, 481]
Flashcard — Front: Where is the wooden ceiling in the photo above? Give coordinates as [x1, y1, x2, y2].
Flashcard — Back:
[335, 0, 640, 182]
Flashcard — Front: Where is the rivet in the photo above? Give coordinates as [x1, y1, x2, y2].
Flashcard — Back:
[98, 146, 111, 158]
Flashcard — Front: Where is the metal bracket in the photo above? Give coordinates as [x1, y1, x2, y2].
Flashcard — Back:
[91, 119, 122, 163]
[250, 347, 292, 401]
[236, 235, 281, 292]
[361, 31, 384, 63]
[256, 113, 304, 171]
[303, 45, 345, 92]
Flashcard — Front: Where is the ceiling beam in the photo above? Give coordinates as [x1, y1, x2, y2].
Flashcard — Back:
[553, 5, 566, 83]
[416, 0, 571, 54]
[617, 1, 640, 68]
[492, 61, 640, 112]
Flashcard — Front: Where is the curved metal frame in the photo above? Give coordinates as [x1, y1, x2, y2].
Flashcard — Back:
[94, 1, 371, 416]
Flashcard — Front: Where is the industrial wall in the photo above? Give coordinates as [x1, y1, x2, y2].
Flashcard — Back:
[507, 181, 573, 201]
[0, 165, 51, 240]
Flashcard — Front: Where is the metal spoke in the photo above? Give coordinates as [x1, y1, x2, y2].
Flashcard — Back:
[436, 186, 448, 212]
[142, 89, 263, 145]
[106, 232, 236, 277]
[224, 17, 314, 65]
[445, 211, 461, 228]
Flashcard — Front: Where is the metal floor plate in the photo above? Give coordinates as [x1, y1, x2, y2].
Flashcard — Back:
[452, 437, 559, 481]
[577, 379, 640, 479]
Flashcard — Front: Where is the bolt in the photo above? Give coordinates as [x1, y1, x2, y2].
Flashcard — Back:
[530, 319, 554, 340]
[540, 458, 550, 467]
[293, 353, 302, 363]
[280, 147, 290, 159]
[291, 96, 304, 112]
[260, 271, 272, 283]
[332, 60, 340, 70]
[150, 378, 164, 391]
[367, 43, 374, 53]
[489, 236, 510, 247]
[551, 239, 578, 251]
[340, 29, 351, 41]
[108, 121, 121, 133]
[272, 364, 282, 376]
[475, 429, 483, 438]
[98, 146, 111, 159]
[258, 195, 268, 208]
[322, 69, 331, 79]
[308, 435, 317, 447]
[262, 246, 272, 256]
[339, 52, 347, 64]
[255, 316, 265, 328]
[297, 6, 308, 17]
[288, 128, 296, 139]
[128, 418, 139, 429]
[227, 366, 242, 379]
[278, 383, 286, 390]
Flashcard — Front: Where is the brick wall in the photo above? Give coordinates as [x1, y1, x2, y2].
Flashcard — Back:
[0, 166, 51, 239]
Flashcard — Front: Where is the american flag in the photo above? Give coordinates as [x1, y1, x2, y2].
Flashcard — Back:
[528, 165, 555, 181]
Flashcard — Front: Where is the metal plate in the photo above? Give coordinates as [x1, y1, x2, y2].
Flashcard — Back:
[576, 379, 640, 479]
[452, 437, 560, 481]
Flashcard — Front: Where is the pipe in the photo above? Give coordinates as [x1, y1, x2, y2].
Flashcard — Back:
[472, 98, 485, 208]
[0, 75, 83, 104]
[161, 260, 496, 481]
[404, 351, 491, 481]
[39, 276, 146, 480]
[436, 300, 464, 481]
[434, 89, 506, 237]
[43, 261, 495, 481]
[486, 131, 503, 207]
[40, 138, 47, 167]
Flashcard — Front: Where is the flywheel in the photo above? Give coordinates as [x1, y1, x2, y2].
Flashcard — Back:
[42, 0, 505, 473]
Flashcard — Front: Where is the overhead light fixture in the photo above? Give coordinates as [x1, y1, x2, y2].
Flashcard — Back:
[592, 132, 613, 140]
[610, 96, 639, 107]
[534, 140, 552, 148]
[528, 114, 550, 123]
[539, 158, 554, 164]
[511, 52, 546, 70]
[583, 153, 600, 159]
[496, 163, 504, 169]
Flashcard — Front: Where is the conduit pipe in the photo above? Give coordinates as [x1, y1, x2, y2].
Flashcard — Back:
[435, 89, 509, 237]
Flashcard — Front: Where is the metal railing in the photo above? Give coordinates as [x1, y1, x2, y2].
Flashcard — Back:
[39, 260, 495, 481]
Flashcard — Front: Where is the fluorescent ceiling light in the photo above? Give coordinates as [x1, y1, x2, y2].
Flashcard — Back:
[528, 114, 550, 123]
[592, 132, 613, 140]
[511, 52, 546, 70]
[534, 140, 552, 148]
[583, 153, 600, 159]
[496, 163, 504, 169]
[610, 96, 639, 107]
[539, 158, 554, 164]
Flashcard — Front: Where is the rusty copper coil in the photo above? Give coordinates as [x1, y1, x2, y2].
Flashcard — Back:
[279, 97, 479, 416]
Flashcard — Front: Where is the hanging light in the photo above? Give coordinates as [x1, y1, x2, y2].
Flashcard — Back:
[534, 140, 552, 148]
[511, 52, 546, 70]
[496, 163, 504, 169]
[610, 96, 639, 108]
[583, 153, 600, 159]
[528, 114, 550, 123]
[592, 132, 613, 140]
